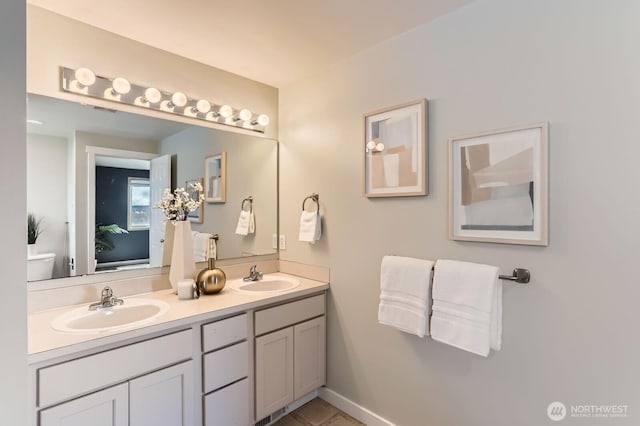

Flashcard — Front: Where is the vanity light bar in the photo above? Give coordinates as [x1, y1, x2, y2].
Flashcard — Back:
[60, 67, 269, 133]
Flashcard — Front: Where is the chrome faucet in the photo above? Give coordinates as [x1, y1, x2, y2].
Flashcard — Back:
[243, 265, 263, 282]
[89, 286, 124, 310]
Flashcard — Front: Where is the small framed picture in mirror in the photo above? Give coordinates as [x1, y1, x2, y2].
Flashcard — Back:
[186, 178, 204, 223]
[205, 152, 227, 203]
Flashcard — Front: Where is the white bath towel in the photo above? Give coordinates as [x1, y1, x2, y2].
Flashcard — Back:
[431, 259, 502, 357]
[249, 211, 255, 234]
[235, 210, 251, 235]
[298, 211, 321, 242]
[192, 231, 213, 262]
[378, 256, 434, 337]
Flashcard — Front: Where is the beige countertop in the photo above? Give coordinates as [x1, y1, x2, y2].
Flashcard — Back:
[28, 273, 329, 364]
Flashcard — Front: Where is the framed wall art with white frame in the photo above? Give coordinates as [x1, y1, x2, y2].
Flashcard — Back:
[448, 122, 549, 246]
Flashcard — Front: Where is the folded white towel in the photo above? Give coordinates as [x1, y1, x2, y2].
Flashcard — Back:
[192, 231, 213, 262]
[235, 210, 251, 235]
[431, 259, 502, 357]
[298, 211, 321, 242]
[249, 211, 255, 234]
[377, 256, 434, 337]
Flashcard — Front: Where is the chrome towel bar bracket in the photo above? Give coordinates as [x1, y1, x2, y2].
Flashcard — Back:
[498, 268, 530, 284]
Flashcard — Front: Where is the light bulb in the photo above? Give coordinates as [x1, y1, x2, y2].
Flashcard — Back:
[239, 108, 252, 121]
[170, 92, 187, 107]
[375, 142, 385, 152]
[366, 141, 377, 151]
[256, 114, 270, 126]
[219, 105, 233, 118]
[144, 87, 161, 103]
[195, 99, 211, 114]
[112, 77, 131, 95]
[74, 68, 96, 87]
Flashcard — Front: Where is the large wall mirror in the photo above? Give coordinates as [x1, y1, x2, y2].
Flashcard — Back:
[27, 94, 277, 283]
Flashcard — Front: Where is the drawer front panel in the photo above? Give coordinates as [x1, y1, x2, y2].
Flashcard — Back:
[203, 341, 249, 393]
[202, 313, 247, 352]
[38, 329, 193, 408]
[204, 378, 249, 426]
[255, 294, 325, 336]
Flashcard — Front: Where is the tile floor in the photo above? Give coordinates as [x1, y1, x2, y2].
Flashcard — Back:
[273, 398, 365, 426]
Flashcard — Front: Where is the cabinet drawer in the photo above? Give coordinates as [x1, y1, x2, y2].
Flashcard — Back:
[202, 314, 247, 352]
[38, 329, 193, 408]
[204, 378, 249, 426]
[203, 341, 248, 393]
[255, 294, 325, 336]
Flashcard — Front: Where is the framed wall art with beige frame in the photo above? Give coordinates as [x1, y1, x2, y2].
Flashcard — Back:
[448, 122, 549, 246]
[363, 99, 427, 197]
[205, 152, 226, 203]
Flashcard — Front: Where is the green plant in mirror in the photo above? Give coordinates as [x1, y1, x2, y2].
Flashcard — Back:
[27, 213, 43, 245]
[95, 224, 129, 255]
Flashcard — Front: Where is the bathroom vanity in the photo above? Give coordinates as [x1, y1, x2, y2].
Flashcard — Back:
[27, 273, 328, 426]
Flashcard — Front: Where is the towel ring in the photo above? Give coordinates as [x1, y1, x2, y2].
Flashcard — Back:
[302, 193, 320, 213]
[241, 196, 253, 213]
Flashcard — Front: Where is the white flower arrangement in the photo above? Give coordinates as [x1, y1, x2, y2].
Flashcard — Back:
[155, 181, 205, 221]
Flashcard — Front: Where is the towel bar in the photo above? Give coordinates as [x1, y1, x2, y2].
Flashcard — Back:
[426, 265, 531, 284]
[302, 193, 320, 213]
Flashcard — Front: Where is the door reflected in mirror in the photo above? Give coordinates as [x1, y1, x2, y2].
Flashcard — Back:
[26, 94, 278, 282]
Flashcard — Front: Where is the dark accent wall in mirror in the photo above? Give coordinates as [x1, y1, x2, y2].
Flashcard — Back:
[26, 94, 278, 282]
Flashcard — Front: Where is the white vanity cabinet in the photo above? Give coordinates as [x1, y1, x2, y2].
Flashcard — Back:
[254, 294, 326, 421]
[29, 276, 330, 426]
[35, 330, 194, 426]
[201, 313, 251, 426]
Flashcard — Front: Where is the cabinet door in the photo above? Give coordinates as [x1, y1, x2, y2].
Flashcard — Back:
[204, 378, 249, 426]
[39, 383, 128, 426]
[255, 327, 294, 420]
[129, 361, 194, 426]
[294, 316, 326, 399]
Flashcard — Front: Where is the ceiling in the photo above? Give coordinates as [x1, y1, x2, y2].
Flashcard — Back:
[27, 0, 473, 88]
[27, 94, 190, 140]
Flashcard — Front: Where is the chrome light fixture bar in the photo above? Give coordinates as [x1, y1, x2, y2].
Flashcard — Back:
[60, 66, 269, 133]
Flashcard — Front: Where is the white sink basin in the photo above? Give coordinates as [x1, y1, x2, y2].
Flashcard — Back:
[51, 298, 170, 333]
[230, 276, 300, 294]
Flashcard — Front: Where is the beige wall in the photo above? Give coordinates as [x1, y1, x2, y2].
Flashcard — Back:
[0, 0, 27, 423]
[279, 0, 640, 425]
[27, 5, 279, 140]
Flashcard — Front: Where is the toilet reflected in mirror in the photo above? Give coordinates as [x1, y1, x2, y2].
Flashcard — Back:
[27, 252, 56, 281]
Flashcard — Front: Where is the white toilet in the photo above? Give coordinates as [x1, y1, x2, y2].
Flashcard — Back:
[27, 252, 56, 281]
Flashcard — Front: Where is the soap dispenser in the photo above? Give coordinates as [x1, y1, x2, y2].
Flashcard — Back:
[196, 235, 226, 295]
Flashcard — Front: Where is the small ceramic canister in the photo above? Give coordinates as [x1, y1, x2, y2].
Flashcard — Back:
[177, 279, 195, 300]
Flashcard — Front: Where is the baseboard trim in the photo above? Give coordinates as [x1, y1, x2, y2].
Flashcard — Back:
[318, 388, 396, 426]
